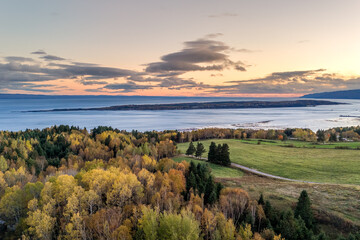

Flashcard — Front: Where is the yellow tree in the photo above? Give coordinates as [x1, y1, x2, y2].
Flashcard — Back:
[106, 171, 143, 207]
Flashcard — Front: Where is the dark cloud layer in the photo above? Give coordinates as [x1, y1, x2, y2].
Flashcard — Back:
[104, 81, 153, 93]
[208, 69, 360, 94]
[40, 55, 66, 61]
[145, 37, 247, 73]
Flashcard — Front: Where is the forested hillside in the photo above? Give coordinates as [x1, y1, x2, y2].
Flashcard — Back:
[0, 126, 359, 239]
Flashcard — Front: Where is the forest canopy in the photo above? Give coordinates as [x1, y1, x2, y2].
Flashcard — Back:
[0, 125, 358, 239]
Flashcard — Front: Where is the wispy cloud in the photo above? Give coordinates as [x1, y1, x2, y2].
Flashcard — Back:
[31, 50, 46, 55]
[40, 55, 66, 61]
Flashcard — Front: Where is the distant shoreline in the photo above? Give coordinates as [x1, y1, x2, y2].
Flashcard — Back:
[25, 100, 343, 112]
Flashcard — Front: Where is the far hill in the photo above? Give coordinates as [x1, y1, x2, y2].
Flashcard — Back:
[26, 100, 342, 112]
[302, 89, 360, 99]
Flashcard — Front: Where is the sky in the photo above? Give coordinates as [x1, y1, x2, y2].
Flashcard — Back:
[1, 0, 360, 97]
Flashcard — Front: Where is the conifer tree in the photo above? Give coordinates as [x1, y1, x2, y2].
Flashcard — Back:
[204, 175, 216, 205]
[105, 135, 111, 146]
[220, 144, 231, 166]
[258, 193, 265, 205]
[208, 142, 217, 163]
[195, 142, 206, 158]
[215, 144, 222, 164]
[186, 142, 196, 156]
[295, 190, 315, 231]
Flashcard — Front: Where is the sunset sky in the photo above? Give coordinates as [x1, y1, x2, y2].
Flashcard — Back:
[1, 0, 360, 97]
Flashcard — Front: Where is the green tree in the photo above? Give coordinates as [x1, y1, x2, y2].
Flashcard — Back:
[0, 155, 8, 172]
[104, 135, 111, 146]
[316, 130, 326, 142]
[195, 142, 206, 158]
[208, 142, 217, 163]
[258, 193, 265, 205]
[220, 144, 231, 166]
[329, 133, 337, 142]
[186, 142, 196, 156]
[139, 207, 159, 240]
[204, 175, 216, 205]
[295, 190, 315, 231]
[278, 210, 298, 240]
[158, 211, 200, 240]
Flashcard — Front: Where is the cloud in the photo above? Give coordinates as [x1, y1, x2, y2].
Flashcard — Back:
[40, 55, 66, 61]
[104, 81, 153, 93]
[31, 50, 46, 55]
[145, 36, 247, 73]
[0, 56, 141, 92]
[205, 33, 223, 38]
[77, 79, 109, 85]
[206, 69, 360, 94]
[5, 56, 34, 62]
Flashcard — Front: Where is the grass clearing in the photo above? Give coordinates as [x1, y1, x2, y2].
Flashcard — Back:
[177, 139, 360, 184]
[240, 139, 360, 149]
[172, 156, 243, 178]
[219, 175, 360, 235]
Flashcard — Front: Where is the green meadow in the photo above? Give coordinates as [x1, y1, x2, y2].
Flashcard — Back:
[177, 139, 360, 185]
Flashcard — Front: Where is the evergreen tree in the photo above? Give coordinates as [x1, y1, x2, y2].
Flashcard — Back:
[195, 142, 206, 158]
[208, 142, 217, 163]
[185, 162, 222, 205]
[295, 190, 315, 231]
[220, 144, 231, 166]
[258, 193, 265, 205]
[204, 175, 216, 205]
[278, 210, 299, 240]
[186, 142, 196, 156]
[296, 216, 314, 240]
[215, 182, 223, 200]
[215, 144, 222, 164]
[105, 135, 111, 146]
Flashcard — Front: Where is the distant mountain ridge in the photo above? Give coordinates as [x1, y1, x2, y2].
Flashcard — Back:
[302, 89, 360, 99]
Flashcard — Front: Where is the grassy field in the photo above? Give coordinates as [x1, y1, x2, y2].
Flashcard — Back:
[240, 139, 360, 149]
[177, 139, 360, 184]
[172, 156, 243, 178]
[219, 175, 360, 236]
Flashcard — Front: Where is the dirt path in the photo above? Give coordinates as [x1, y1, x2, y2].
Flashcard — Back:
[181, 154, 319, 184]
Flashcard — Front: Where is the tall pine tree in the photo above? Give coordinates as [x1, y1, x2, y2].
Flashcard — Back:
[220, 143, 231, 166]
[208, 142, 217, 163]
[195, 142, 206, 158]
[186, 142, 196, 156]
[295, 190, 315, 231]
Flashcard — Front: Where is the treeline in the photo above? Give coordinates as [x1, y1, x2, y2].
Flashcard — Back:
[0, 126, 359, 239]
[173, 127, 360, 143]
[185, 142, 231, 166]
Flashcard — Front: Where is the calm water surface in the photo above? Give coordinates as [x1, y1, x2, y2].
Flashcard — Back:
[0, 95, 359, 131]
